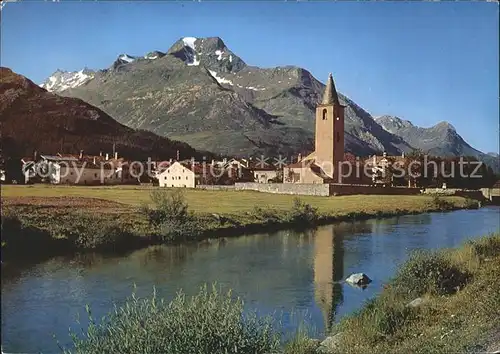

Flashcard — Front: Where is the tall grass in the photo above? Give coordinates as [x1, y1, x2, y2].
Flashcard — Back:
[61, 284, 284, 354]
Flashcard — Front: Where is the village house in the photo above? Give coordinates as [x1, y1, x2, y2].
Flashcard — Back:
[23, 151, 139, 185]
[157, 160, 203, 188]
[252, 166, 280, 183]
[363, 152, 410, 186]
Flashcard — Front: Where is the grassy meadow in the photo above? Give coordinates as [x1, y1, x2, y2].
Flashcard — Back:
[1, 184, 472, 215]
[0, 184, 479, 257]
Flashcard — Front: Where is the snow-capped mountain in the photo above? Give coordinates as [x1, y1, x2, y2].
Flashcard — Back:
[40, 68, 95, 92]
[39, 36, 496, 170]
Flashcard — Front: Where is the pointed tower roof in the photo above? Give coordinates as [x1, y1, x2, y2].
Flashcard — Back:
[321, 73, 340, 106]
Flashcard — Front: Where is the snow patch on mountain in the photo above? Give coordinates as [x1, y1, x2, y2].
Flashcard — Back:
[215, 50, 224, 61]
[182, 37, 197, 51]
[208, 70, 233, 86]
[246, 86, 266, 91]
[118, 54, 135, 63]
[181, 37, 201, 66]
[41, 69, 95, 92]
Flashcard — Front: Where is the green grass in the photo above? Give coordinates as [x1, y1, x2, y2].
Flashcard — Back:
[61, 284, 283, 354]
[0, 184, 473, 215]
[331, 233, 500, 354]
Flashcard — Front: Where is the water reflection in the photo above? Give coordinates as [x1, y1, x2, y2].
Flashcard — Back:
[313, 225, 344, 331]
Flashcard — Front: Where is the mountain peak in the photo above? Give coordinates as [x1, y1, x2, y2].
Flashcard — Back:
[376, 115, 414, 130]
[41, 68, 95, 92]
[166, 36, 245, 73]
[434, 121, 456, 132]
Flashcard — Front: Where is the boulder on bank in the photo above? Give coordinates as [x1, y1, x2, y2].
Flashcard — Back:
[406, 297, 427, 308]
[317, 332, 343, 353]
[345, 273, 372, 287]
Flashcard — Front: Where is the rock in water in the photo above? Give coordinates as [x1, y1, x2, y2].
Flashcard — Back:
[345, 273, 372, 286]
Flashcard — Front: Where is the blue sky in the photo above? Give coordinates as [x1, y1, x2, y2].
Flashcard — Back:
[2, 1, 499, 153]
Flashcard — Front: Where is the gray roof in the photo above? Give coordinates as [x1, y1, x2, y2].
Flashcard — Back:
[40, 155, 79, 162]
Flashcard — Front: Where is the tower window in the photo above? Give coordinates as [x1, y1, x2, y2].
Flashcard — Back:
[322, 109, 327, 120]
[337, 132, 340, 142]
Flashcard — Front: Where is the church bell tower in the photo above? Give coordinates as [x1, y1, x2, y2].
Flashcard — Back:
[314, 73, 345, 181]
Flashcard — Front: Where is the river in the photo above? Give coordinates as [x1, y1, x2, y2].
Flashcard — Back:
[2, 207, 499, 353]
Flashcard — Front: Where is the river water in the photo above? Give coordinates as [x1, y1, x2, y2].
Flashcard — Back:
[2, 207, 499, 353]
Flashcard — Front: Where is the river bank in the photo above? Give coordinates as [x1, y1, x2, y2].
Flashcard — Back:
[50, 233, 500, 354]
[1, 185, 480, 260]
[324, 232, 500, 354]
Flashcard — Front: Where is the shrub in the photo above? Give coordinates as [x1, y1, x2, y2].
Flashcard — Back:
[431, 195, 454, 210]
[141, 189, 202, 242]
[287, 198, 319, 226]
[283, 328, 318, 354]
[62, 284, 281, 354]
[55, 213, 138, 251]
[158, 218, 203, 242]
[367, 300, 415, 337]
[392, 250, 470, 297]
[142, 189, 190, 226]
[463, 198, 479, 209]
[1, 211, 58, 254]
[251, 205, 282, 225]
[469, 234, 500, 259]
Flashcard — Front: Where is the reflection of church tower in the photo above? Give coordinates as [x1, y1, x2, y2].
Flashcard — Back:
[315, 74, 345, 181]
[313, 225, 344, 332]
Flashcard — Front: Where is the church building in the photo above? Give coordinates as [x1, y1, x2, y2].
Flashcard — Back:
[283, 73, 346, 184]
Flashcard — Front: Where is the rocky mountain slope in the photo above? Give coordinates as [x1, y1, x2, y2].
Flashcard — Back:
[42, 36, 413, 158]
[40, 36, 496, 171]
[0, 67, 207, 162]
[376, 115, 499, 171]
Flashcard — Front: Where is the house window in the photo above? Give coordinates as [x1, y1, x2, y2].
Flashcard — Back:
[167, 169, 170, 173]
[172, 176, 175, 180]
[322, 109, 327, 120]
[183, 169, 185, 172]
[186, 176, 188, 180]
[70, 172, 73, 175]
[164, 176, 167, 180]
[94, 173, 98, 178]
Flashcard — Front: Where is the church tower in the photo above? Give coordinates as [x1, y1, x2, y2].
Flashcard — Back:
[314, 73, 345, 181]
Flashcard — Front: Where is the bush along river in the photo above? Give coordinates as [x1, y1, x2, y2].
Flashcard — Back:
[1, 206, 499, 353]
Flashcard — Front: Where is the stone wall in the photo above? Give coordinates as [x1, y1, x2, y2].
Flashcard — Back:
[424, 188, 486, 200]
[233, 182, 422, 196]
[234, 182, 331, 196]
[196, 185, 236, 191]
[329, 184, 422, 196]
